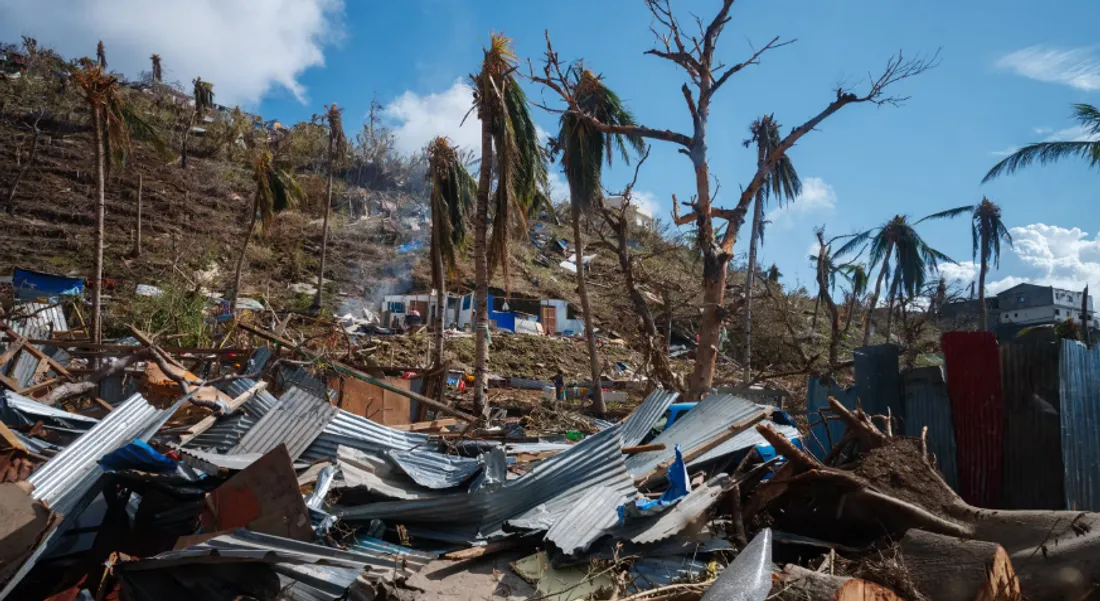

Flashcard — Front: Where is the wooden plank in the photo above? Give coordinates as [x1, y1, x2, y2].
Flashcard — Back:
[635, 410, 768, 488]
[92, 398, 115, 412]
[0, 422, 27, 452]
[393, 418, 459, 432]
[0, 339, 26, 368]
[178, 381, 268, 444]
[0, 325, 72, 378]
[127, 325, 187, 370]
[17, 340, 249, 355]
[16, 378, 61, 396]
[0, 373, 20, 391]
[240, 323, 478, 423]
[622, 443, 667, 455]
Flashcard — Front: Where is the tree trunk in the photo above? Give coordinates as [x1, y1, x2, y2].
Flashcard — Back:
[91, 106, 106, 346]
[431, 209, 445, 373]
[772, 565, 903, 601]
[5, 127, 40, 216]
[473, 123, 493, 418]
[899, 529, 1020, 601]
[180, 109, 195, 169]
[843, 294, 857, 336]
[132, 173, 143, 258]
[884, 289, 896, 343]
[978, 232, 988, 332]
[862, 242, 894, 346]
[314, 137, 335, 311]
[816, 235, 841, 374]
[572, 203, 606, 416]
[230, 199, 258, 314]
[687, 147, 726, 400]
[743, 193, 763, 383]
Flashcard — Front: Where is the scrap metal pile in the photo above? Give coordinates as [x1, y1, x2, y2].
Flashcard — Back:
[2, 304, 1100, 601]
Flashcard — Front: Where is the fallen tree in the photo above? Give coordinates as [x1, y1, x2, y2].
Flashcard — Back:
[755, 397, 1100, 601]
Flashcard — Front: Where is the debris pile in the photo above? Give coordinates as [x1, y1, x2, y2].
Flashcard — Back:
[1, 304, 1099, 601]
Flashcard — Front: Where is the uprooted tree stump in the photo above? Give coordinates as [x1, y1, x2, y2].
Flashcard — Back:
[771, 565, 902, 601]
[754, 397, 1100, 601]
[899, 529, 1020, 601]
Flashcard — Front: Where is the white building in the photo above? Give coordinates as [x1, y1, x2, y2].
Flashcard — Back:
[997, 284, 1099, 329]
[604, 195, 655, 230]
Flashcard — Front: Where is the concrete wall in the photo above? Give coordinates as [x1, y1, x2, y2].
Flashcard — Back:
[541, 299, 585, 335]
[1000, 305, 1056, 325]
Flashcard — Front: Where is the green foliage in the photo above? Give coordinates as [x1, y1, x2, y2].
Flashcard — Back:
[128, 284, 211, 347]
[251, 150, 305, 234]
[971, 197, 1012, 268]
[428, 137, 477, 274]
[984, 104, 1100, 182]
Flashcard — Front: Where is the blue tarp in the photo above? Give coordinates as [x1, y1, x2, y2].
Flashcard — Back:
[396, 240, 426, 254]
[618, 446, 691, 522]
[98, 439, 177, 473]
[13, 268, 84, 300]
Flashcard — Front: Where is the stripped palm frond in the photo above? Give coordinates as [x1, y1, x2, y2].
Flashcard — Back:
[150, 54, 162, 83]
[252, 151, 304, 235]
[193, 77, 214, 114]
[326, 103, 348, 165]
[915, 205, 973, 224]
[428, 137, 476, 275]
[96, 40, 106, 68]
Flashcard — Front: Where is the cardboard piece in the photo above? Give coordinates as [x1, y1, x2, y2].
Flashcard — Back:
[331, 376, 411, 426]
[198, 445, 312, 542]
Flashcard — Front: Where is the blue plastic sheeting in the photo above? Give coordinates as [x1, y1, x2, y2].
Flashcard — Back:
[13, 267, 84, 299]
[618, 446, 690, 523]
[396, 240, 425, 254]
[853, 344, 904, 432]
[805, 377, 860, 460]
[99, 439, 177, 473]
[902, 366, 959, 493]
[1059, 340, 1100, 510]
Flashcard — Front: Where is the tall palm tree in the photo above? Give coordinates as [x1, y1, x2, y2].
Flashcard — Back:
[96, 41, 107, 69]
[970, 198, 1012, 331]
[74, 57, 135, 344]
[150, 54, 162, 84]
[556, 69, 644, 416]
[470, 33, 546, 417]
[229, 151, 305, 311]
[181, 77, 214, 169]
[312, 103, 348, 312]
[984, 104, 1100, 182]
[427, 137, 476, 376]
[742, 114, 801, 381]
[841, 264, 869, 335]
[837, 207, 969, 346]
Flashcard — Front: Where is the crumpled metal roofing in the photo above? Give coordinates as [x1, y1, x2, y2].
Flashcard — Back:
[1, 394, 171, 600]
[615, 473, 731, 544]
[279, 366, 336, 401]
[182, 378, 279, 453]
[119, 528, 433, 583]
[619, 389, 679, 448]
[337, 425, 636, 542]
[178, 448, 272, 474]
[336, 445, 446, 500]
[231, 386, 338, 461]
[246, 346, 273, 374]
[1, 389, 99, 430]
[545, 484, 629, 555]
[221, 378, 281, 416]
[386, 448, 481, 489]
[625, 393, 763, 477]
[690, 421, 800, 467]
[300, 407, 439, 462]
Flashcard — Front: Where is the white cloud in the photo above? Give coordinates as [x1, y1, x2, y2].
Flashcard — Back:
[631, 190, 660, 218]
[547, 171, 569, 205]
[938, 261, 979, 285]
[1034, 127, 1054, 136]
[768, 177, 837, 226]
[384, 79, 479, 156]
[0, 0, 344, 106]
[995, 46, 1100, 91]
[987, 224, 1100, 293]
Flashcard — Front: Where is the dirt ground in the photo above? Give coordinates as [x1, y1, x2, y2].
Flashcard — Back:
[404, 552, 536, 601]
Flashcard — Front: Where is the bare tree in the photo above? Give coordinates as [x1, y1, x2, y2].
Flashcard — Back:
[531, 0, 937, 398]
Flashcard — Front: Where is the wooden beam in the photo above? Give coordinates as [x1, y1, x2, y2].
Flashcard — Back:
[635, 410, 768, 488]
[393, 418, 458, 432]
[15, 340, 249, 355]
[0, 421, 27, 452]
[0, 339, 26, 367]
[178, 381, 268, 444]
[127, 325, 187, 370]
[0, 325, 72, 378]
[92, 398, 115, 412]
[239, 323, 478, 423]
[0, 373, 20, 391]
[622, 443, 667, 455]
[17, 377, 61, 396]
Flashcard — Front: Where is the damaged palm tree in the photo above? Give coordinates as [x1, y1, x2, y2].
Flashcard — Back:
[312, 103, 348, 312]
[554, 68, 645, 416]
[426, 137, 475, 392]
[470, 33, 547, 417]
[229, 151, 306, 312]
[180, 76, 214, 169]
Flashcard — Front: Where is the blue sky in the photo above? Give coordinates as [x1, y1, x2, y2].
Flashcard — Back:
[4, 0, 1100, 295]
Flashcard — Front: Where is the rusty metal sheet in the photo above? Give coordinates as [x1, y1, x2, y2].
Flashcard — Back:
[1059, 340, 1100, 510]
[853, 344, 904, 431]
[942, 331, 1003, 507]
[902, 366, 959, 492]
[805, 377, 859, 460]
[1001, 342, 1064, 510]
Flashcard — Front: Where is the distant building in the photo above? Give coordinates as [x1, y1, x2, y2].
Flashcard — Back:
[996, 283, 1098, 329]
[603, 195, 654, 230]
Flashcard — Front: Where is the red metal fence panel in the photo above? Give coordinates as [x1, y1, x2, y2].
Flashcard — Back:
[942, 331, 1004, 507]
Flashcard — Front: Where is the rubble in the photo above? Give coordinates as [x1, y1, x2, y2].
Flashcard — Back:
[1, 302, 1098, 601]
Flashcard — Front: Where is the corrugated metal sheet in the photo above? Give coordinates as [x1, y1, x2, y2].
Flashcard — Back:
[1059, 340, 1100, 510]
[902, 366, 959, 493]
[691, 421, 800, 467]
[620, 389, 679, 448]
[1, 389, 100, 430]
[386, 449, 481, 489]
[247, 346, 273, 374]
[100, 373, 139, 404]
[231, 386, 338, 461]
[853, 344, 903, 431]
[615, 474, 731, 544]
[624, 393, 762, 478]
[338, 425, 636, 542]
[942, 331, 1004, 507]
[805, 377, 860, 460]
[279, 366, 336, 401]
[336, 445, 447, 500]
[1, 394, 170, 600]
[178, 448, 270, 474]
[119, 528, 432, 583]
[221, 378, 281, 416]
[184, 413, 258, 452]
[629, 556, 709, 593]
[300, 407, 439, 462]
[11, 302, 68, 332]
[1001, 342, 1064, 509]
[545, 485, 628, 555]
